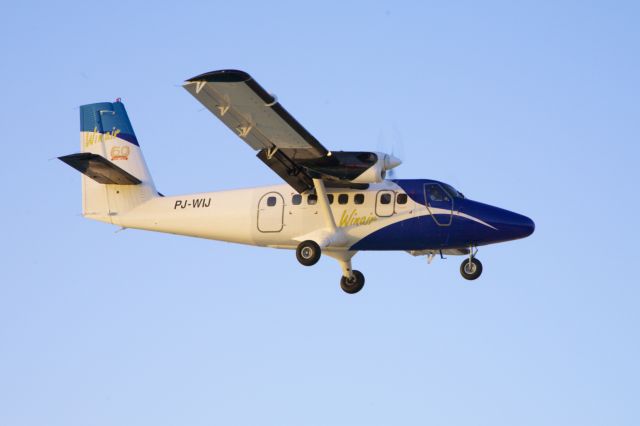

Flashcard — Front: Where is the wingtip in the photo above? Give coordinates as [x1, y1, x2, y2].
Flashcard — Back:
[185, 69, 251, 83]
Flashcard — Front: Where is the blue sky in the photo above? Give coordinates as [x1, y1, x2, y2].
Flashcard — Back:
[1, 1, 639, 425]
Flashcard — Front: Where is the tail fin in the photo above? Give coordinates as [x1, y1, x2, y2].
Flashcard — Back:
[60, 100, 157, 224]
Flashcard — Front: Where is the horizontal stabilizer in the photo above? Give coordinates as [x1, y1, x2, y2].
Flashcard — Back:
[59, 153, 142, 185]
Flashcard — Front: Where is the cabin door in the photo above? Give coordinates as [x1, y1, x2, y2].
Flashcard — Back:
[257, 192, 284, 232]
[375, 190, 395, 217]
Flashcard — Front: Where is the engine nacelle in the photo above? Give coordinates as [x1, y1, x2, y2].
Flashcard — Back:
[351, 152, 402, 184]
[351, 159, 386, 183]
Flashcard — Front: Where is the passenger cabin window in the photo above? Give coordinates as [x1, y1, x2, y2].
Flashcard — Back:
[380, 193, 392, 204]
[267, 196, 277, 207]
[292, 194, 302, 205]
[327, 194, 334, 204]
[308, 194, 318, 205]
[354, 193, 365, 204]
[397, 193, 408, 204]
[338, 194, 349, 205]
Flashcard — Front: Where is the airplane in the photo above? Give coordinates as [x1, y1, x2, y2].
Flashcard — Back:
[59, 69, 534, 294]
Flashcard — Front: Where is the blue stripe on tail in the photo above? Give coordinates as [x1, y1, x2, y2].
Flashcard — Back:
[80, 101, 139, 146]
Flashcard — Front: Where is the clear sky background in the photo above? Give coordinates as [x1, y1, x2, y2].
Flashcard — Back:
[1, 1, 639, 425]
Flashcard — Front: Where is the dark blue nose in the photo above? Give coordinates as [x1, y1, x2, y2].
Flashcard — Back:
[497, 211, 535, 241]
[515, 214, 535, 238]
[458, 200, 535, 245]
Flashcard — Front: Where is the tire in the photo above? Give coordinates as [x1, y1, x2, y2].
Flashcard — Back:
[340, 270, 365, 294]
[460, 258, 483, 280]
[296, 240, 321, 266]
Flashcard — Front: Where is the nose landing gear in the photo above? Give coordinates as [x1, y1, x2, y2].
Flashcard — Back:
[460, 258, 483, 280]
[460, 246, 482, 280]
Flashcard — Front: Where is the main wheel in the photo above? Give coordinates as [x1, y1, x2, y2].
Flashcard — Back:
[296, 240, 321, 266]
[460, 258, 483, 280]
[340, 270, 365, 294]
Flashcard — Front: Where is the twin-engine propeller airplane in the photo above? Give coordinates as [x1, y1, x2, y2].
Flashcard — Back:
[60, 69, 534, 294]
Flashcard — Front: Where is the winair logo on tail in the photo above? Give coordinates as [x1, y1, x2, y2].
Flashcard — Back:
[339, 210, 377, 227]
[83, 127, 121, 149]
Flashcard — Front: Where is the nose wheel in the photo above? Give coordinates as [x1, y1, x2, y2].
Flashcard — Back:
[460, 257, 483, 280]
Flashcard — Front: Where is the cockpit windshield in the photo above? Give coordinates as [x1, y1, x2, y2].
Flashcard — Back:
[442, 183, 465, 199]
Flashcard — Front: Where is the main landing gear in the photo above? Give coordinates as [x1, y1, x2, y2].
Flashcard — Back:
[336, 254, 365, 294]
[460, 247, 483, 280]
[340, 270, 365, 294]
[296, 241, 365, 294]
[295, 178, 365, 294]
[296, 240, 321, 266]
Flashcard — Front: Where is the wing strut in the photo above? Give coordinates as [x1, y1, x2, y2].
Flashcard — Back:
[312, 178, 337, 232]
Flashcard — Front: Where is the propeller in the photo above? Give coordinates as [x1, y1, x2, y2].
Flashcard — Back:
[377, 124, 405, 179]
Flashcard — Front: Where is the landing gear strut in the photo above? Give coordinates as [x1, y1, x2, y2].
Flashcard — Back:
[460, 246, 482, 280]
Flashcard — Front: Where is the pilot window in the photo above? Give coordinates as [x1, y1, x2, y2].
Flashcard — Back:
[338, 194, 349, 205]
[426, 185, 450, 202]
[267, 196, 277, 207]
[397, 193, 408, 204]
[380, 193, 392, 204]
[327, 194, 334, 204]
[354, 193, 364, 204]
[442, 183, 462, 198]
[308, 194, 318, 205]
[292, 194, 302, 205]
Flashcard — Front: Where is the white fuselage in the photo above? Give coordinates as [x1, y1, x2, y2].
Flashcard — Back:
[104, 180, 418, 251]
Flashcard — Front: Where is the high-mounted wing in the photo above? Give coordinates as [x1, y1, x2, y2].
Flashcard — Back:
[184, 69, 334, 191]
[184, 70, 400, 192]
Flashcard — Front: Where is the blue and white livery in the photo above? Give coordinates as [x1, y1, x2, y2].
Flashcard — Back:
[60, 70, 534, 294]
